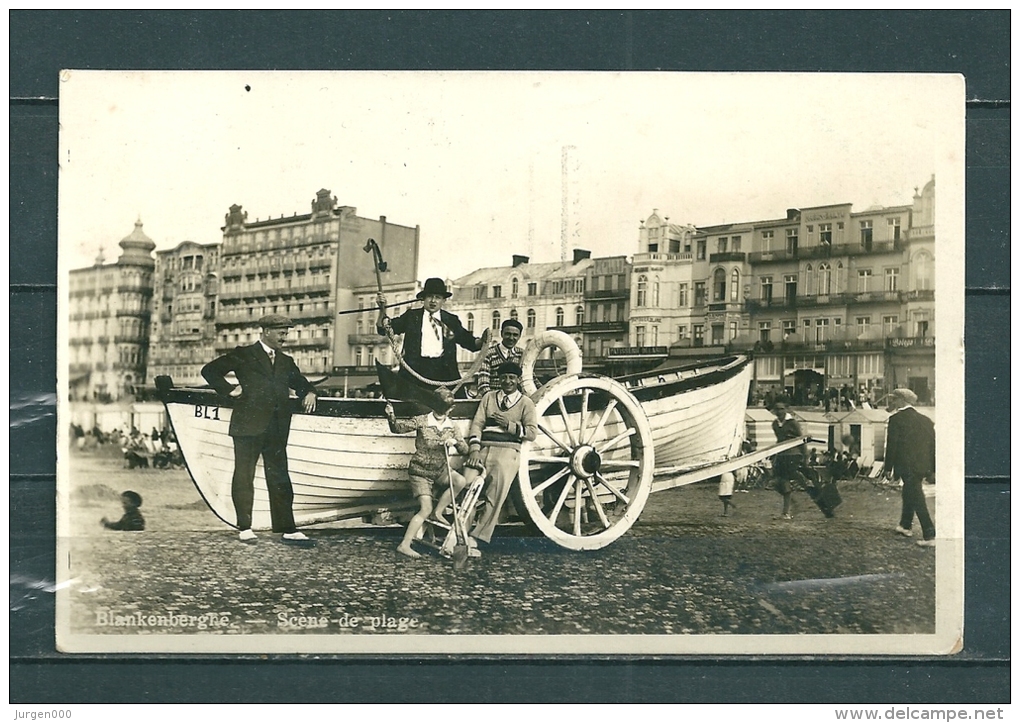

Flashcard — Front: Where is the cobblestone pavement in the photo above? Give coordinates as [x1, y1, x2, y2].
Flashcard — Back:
[62, 453, 937, 639]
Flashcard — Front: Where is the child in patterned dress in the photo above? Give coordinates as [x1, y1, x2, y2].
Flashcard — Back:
[384, 389, 469, 559]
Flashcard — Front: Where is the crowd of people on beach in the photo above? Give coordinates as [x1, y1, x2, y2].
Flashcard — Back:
[750, 384, 885, 412]
[69, 422, 183, 470]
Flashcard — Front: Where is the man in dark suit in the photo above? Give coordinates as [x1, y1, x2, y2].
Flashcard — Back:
[884, 388, 936, 547]
[201, 315, 318, 545]
[376, 277, 489, 391]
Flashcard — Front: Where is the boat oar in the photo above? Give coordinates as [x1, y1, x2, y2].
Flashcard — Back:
[444, 445, 470, 570]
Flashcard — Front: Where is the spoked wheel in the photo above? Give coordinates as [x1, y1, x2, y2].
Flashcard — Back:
[516, 374, 655, 550]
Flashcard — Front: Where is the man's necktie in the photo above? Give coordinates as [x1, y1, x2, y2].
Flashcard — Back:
[500, 396, 509, 411]
[429, 314, 443, 341]
[268, 349, 276, 366]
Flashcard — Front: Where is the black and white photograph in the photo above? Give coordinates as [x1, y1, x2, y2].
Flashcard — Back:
[55, 70, 964, 654]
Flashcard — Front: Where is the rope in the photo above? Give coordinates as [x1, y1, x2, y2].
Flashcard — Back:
[381, 321, 490, 395]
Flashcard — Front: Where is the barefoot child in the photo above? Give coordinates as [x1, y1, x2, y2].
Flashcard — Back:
[718, 471, 736, 516]
[384, 389, 469, 559]
[101, 490, 146, 531]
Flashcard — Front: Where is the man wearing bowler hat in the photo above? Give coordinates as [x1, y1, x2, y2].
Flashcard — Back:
[202, 314, 318, 546]
[377, 277, 489, 391]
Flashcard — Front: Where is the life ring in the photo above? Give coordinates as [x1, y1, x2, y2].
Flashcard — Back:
[520, 330, 583, 394]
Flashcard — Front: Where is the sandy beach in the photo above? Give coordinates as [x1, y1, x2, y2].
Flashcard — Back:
[59, 446, 936, 644]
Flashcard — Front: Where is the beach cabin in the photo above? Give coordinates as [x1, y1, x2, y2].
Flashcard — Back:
[835, 407, 890, 467]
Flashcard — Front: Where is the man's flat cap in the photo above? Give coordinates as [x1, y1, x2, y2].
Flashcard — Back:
[259, 314, 294, 329]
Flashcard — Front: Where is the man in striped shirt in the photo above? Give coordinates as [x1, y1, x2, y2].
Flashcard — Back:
[475, 318, 524, 396]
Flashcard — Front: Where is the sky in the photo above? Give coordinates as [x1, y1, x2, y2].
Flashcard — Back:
[58, 71, 964, 281]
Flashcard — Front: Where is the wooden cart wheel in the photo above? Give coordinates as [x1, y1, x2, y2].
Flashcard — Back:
[516, 374, 654, 550]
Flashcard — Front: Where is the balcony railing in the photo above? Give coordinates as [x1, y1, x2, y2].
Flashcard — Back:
[632, 252, 693, 263]
[746, 291, 908, 310]
[708, 252, 747, 263]
[584, 289, 629, 300]
[287, 338, 331, 349]
[347, 333, 386, 345]
[900, 289, 935, 302]
[581, 321, 627, 333]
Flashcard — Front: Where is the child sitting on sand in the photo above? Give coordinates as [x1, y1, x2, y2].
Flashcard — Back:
[384, 389, 469, 559]
[101, 490, 145, 531]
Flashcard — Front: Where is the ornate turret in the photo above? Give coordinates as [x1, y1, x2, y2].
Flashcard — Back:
[117, 217, 156, 268]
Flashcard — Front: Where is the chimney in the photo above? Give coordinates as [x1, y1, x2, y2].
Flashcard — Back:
[572, 248, 591, 264]
[512, 254, 529, 267]
[787, 208, 801, 221]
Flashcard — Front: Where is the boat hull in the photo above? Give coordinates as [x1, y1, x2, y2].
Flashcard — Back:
[159, 356, 751, 531]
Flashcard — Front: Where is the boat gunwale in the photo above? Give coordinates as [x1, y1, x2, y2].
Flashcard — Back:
[154, 355, 751, 419]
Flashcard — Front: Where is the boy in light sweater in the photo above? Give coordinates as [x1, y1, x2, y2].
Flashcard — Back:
[433, 361, 538, 547]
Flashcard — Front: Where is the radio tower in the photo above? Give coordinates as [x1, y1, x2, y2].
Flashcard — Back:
[560, 145, 578, 262]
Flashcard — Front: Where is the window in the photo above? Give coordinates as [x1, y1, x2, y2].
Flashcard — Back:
[856, 316, 871, 336]
[732, 235, 742, 252]
[818, 263, 831, 296]
[759, 321, 772, 343]
[492, 311, 501, 330]
[651, 326, 659, 346]
[730, 269, 740, 302]
[693, 324, 705, 347]
[354, 347, 363, 367]
[635, 326, 645, 346]
[466, 312, 474, 332]
[511, 278, 519, 298]
[711, 324, 724, 345]
[527, 308, 536, 329]
[527, 282, 537, 296]
[815, 318, 830, 343]
[718, 237, 728, 253]
[760, 276, 773, 302]
[786, 228, 799, 254]
[694, 282, 706, 307]
[761, 230, 774, 252]
[784, 274, 797, 302]
[783, 320, 797, 338]
[915, 312, 930, 337]
[857, 269, 872, 293]
[492, 285, 502, 299]
[883, 315, 899, 336]
[713, 268, 726, 302]
[678, 283, 689, 307]
[885, 268, 900, 292]
[914, 252, 933, 290]
[804, 264, 814, 296]
[652, 279, 660, 307]
[860, 220, 873, 250]
[636, 275, 647, 307]
[819, 223, 832, 245]
[888, 217, 901, 242]
[575, 306, 584, 326]
[555, 307, 564, 327]
[510, 308, 519, 322]
[601, 303, 610, 322]
[696, 239, 706, 260]
[678, 325, 688, 340]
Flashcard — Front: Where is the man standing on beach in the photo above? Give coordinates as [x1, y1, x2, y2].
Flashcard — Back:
[201, 315, 317, 546]
[885, 388, 936, 547]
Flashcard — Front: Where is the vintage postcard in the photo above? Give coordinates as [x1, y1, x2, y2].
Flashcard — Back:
[56, 71, 964, 654]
